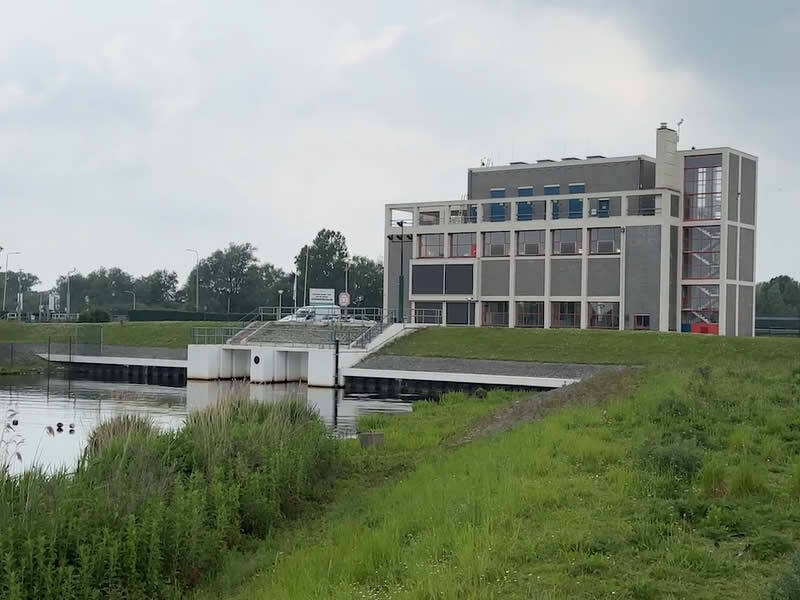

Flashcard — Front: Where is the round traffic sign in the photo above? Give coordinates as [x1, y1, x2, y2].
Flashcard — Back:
[338, 291, 351, 307]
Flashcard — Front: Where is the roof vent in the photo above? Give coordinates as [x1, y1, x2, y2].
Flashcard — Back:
[536, 159, 555, 163]
[586, 155, 606, 159]
[659, 121, 668, 129]
[561, 157, 580, 161]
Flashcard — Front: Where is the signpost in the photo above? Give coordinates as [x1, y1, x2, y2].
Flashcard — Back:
[308, 288, 335, 306]
[338, 291, 351, 308]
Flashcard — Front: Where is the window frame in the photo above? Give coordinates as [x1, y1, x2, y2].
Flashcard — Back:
[588, 302, 620, 329]
[568, 183, 586, 194]
[551, 301, 581, 328]
[543, 184, 561, 196]
[489, 188, 506, 199]
[418, 233, 444, 258]
[418, 210, 440, 226]
[516, 301, 544, 328]
[552, 228, 583, 255]
[449, 232, 477, 258]
[517, 186, 534, 197]
[517, 230, 545, 256]
[633, 314, 651, 330]
[589, 227, 621, 255]
[483, 231, 511, 257]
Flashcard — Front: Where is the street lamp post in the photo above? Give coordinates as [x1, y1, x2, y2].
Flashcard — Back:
[396, 220, 406, 323]
[3, 251, 21, 312]
[66, 268, 76, 316]
[124, 290, 136, 310]
[278, 289, 284, 319]
[186, 249, 200, 312]
[344, 258, 352, 294]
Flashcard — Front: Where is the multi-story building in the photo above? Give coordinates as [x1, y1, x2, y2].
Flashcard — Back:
[384, 123, 757, 335]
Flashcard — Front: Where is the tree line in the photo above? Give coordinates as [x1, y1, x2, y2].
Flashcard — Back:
[0, 229, 383, 314]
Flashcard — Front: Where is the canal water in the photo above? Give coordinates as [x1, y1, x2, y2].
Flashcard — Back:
[0, 374, 415, 475]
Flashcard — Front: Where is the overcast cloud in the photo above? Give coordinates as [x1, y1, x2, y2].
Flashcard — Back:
[1, 0, 797, 288]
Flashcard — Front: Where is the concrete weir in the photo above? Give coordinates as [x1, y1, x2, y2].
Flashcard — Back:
[187, 344, 367, 387]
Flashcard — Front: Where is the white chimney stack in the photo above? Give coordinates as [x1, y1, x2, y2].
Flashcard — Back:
[655, 122, 680, 190]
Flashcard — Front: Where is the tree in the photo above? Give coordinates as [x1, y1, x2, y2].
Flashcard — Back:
[294, 229, 348, 305]
[134, 270, 178, 307]
[347, 256, 383, 307]
[182, 243, 260, 313]
[756, 276, 800, 316]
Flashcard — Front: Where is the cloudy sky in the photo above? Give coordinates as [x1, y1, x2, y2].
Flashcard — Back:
[1, 0, 797, 289]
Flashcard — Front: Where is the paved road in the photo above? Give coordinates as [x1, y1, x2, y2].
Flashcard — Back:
[353, 355, 614, 380]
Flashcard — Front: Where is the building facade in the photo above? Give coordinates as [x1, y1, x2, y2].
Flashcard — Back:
[383, 124, 757, 336]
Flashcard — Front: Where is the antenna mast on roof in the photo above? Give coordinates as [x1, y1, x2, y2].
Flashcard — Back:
[677, 118, 684, 140]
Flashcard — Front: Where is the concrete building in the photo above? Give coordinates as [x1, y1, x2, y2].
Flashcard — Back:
[384, 123, 757, 335]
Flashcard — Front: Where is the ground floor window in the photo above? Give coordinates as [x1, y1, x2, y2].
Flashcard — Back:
[588, 302, 619, 329]
[634, 314, 651, 330]
[413, 302, 443, 324]
[516, 301, 544, 328]
[482, 301, 509, 327]
[551, 301, 580, 328]
[446, 302, 476, 325]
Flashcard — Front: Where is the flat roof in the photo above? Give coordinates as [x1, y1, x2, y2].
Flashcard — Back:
[470, 154, 656, 173]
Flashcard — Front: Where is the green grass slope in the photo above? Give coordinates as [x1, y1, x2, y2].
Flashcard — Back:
[0, 321, 235, 348]
[197, 330, 800, 599]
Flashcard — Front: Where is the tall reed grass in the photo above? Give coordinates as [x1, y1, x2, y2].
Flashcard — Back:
[0, 394, 337, 599]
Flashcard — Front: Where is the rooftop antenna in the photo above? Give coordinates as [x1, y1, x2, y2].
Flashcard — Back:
[676, 118, 684, 140]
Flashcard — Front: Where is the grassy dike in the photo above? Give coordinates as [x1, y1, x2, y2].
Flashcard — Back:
[195, 329, 800, 599]
[0, 321, 235, 349]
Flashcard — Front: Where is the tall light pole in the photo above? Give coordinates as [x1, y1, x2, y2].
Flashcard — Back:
[3, 251, 21, 312]
[344, 257, 352, 294]
[186, 249, 199, 312]
[124, 290, 136, 310]
[397, 220, 406, 323]
[278, 289, 284, 319]
[66, 268, 76, 315]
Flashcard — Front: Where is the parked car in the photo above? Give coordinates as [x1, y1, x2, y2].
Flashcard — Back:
[279, 305, 342, 323]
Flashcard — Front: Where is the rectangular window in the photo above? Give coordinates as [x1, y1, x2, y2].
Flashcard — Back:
[627, 195, 659, 216]
[418, 211, 440, 226]
[418, 233, 444, 258]
[516, 301, 544, 328]
[568, 183, 585, 194]
[484, 202, 510, 222]
[517, 186, 534, 197]
[482, 301, 509, 327]
[568, 198, 583, 219]
[588, 302, 619, 329]
[551, 301, 580, 328]
[517, 230, 545, 256]
[683, 226, 720, 279]
[634, 314, 651, 330]
[449, 204, 477, 224]
[544, 185, 561, 196]
[682, 284, 720, 326]
[552, 229, 582, 255]
[450, 232, 477, 258]
[483, 231, 510, 257]
[490, 188, 506, 199]
[517, 201, 533, 221]
[589, 227, 621, 254]
[684, 155, 722, 220]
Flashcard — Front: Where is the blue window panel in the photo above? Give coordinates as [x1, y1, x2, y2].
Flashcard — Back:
[568, 198, 583, 219]
[544, 185, 561, 196]
[598, 199, 610, 218]
[552, 201, 561, 219]
[518, 187, 533, 197]
[489, 203, 506, 222]
[568, 183, 585, 194]
[517, 202, 533, 221]
[490, 188, 506, 198]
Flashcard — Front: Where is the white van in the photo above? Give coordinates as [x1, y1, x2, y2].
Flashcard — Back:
[279, 305, 342, 323]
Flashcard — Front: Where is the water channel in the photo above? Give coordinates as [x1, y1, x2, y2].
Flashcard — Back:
[0, 374, 415, 475]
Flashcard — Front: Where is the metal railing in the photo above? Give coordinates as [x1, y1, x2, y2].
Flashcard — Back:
[191, 327, 242, 345]
[626, 206, 662, 216]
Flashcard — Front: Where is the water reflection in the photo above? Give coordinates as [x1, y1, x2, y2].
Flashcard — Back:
[0, 374, 413, 475]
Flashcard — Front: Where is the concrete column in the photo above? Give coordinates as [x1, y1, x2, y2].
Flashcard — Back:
[509, 231, 517, 328]
[250, 348, 276, 383]
[544, 229, 552, 328]
[580, 227, 588, 329]
[659, 221, 671, 332]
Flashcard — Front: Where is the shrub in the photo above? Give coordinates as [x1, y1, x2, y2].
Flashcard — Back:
[358, 414, 389, 432]
[729, 461, 768, 498]
[79, 308, 111, 322]
[85, 413, 155, 457]
[699, 461, 727, 498]
[0, 394, 338, 599]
